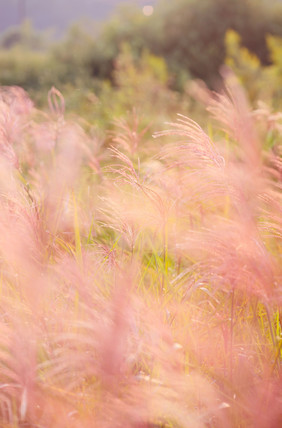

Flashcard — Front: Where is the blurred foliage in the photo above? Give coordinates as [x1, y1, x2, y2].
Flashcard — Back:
[225, 30, 282, 108]
[111, 44, 170, 110]
[50, 24, 98, 87]
[0, 48, 50, 89]
[0, 21, 100, 105]
[267, 35, 282, 104]
[81, 44, 185, 129]
[87, 4, 149, 81]
[0, 0, 281, 114]
[225, 30, 269, 103]
[89, 0, 282, 88]
[149, 0, 282, 87]
[0, 20, 50, 50]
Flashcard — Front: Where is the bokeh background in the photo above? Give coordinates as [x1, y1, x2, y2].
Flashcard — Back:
[0, 0, 281, 116]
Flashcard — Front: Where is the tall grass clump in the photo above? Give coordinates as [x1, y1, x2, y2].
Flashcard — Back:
[0, 75, 281, 428]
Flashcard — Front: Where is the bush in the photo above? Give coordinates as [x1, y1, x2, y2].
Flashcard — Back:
[225, 30, 282, 107]
[148, 0, 282, 86]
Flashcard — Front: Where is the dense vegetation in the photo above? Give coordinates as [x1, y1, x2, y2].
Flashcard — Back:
[0, 1, 281, 427]
[1, 0, 282, 95]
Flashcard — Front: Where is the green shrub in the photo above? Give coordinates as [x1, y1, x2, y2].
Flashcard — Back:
[225, 30, 282, 107]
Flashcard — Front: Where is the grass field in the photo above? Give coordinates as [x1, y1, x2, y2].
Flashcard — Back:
[0, 71, 281, 427]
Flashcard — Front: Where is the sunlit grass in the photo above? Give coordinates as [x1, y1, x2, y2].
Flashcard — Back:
[0, 76, 281, 427]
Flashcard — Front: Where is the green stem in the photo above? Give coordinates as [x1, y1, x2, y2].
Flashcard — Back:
[230, 287, 235, 381]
